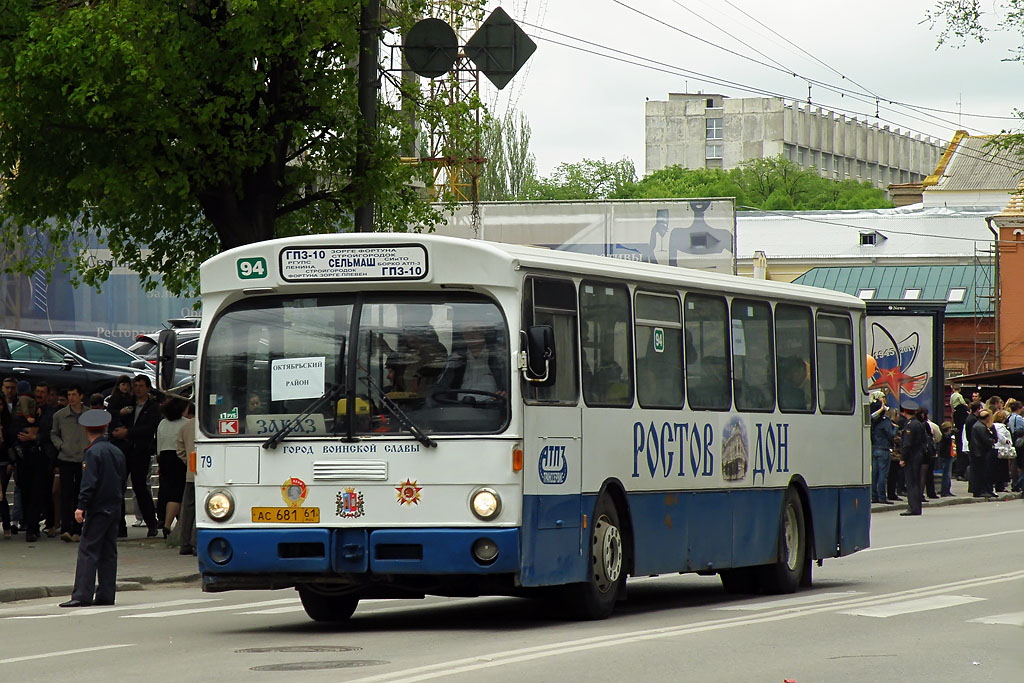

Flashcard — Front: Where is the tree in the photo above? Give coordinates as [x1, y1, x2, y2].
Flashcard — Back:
[527, 157, 638, 200]
[0, 1, 480, 294]
[620, 157, 892, 211]
[926, 1, 1024, 159]
[478, 111, 537, 201]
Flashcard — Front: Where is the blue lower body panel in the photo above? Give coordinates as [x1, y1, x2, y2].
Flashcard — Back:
[198, 527, 520, 576]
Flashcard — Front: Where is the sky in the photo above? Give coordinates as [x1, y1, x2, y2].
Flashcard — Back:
[473, 0, 1024, 176]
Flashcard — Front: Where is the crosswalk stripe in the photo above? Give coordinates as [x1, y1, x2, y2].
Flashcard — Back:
[967, 611, 1024, 626]
[715, 591, 863, 611]
[0, 644, 133, 665]
[2, 598, 217, 620]
[841, 595, 984, 618]
[121, 597, 298, 618]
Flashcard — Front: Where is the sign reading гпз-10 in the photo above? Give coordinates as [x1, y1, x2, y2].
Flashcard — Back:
[279, 245, 429, 282]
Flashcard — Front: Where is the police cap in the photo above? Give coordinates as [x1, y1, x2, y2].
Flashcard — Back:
[899, 400, 919, 414]
[79, 409, 111, 428]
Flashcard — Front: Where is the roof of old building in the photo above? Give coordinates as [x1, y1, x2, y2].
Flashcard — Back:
[927, 135, 1024, 192]
[792, 264, 993, 317]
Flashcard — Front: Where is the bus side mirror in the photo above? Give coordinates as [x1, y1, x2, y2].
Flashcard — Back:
[521, 325, 555, 386]
[156, 329, 178, 392]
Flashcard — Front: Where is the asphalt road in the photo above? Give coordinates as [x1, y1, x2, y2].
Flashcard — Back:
[2, 500, 1022, 682]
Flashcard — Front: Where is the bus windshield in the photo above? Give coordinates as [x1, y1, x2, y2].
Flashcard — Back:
[200, 292, 510, 438]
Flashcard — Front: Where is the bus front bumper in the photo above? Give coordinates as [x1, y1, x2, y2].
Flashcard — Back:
[197, 527, 521, 578]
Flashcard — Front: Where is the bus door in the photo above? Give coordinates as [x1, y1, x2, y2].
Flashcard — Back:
[519, 277, 586, 587]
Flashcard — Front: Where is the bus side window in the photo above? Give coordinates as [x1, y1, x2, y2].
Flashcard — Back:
[731, 299, 775, 412]
[580, 281, 634, 407]
[635, 291, 683, 409]
[816, 313, 855, 414]
[523, 278, 579, 404]
[684, 293, 731, 411]
[775, 304, 816, 413]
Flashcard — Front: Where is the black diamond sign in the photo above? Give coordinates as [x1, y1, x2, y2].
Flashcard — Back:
[463, 7, 537, 90]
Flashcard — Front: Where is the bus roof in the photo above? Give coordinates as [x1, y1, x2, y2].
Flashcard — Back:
[202, 232, 864, 310]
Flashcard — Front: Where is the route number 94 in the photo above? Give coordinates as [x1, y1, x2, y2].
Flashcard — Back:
[237, 257, 267, 280]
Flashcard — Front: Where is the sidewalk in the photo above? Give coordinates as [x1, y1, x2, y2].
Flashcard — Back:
[870, 476, 1022, 513]
[0, 518, 200, 603]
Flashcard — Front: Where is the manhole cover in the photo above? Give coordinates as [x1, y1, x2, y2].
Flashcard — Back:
[237, 646, 362, 654]
[250, 660, 389, 672]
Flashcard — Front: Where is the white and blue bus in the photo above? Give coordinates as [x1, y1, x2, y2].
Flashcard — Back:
[185, 233, 870, 621]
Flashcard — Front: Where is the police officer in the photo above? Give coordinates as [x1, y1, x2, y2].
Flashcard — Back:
[59, 409, 127, 608]
[899, 402, 927, 517]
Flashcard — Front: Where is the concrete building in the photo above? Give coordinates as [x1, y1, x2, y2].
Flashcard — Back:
[645, 93, 945, 189]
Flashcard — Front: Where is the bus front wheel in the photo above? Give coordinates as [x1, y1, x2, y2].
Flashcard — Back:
[759, 488, 807, 594]
[297, 586, 359, 623]
[565, 495, 626, 620]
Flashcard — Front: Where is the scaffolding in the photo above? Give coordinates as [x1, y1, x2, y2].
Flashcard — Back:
[972, 239, 997, 373]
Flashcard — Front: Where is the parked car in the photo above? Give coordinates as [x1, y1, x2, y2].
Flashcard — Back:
[0, 329, 154, 396]
[44, 335, 190, 385]
[129, 328, 200, 372]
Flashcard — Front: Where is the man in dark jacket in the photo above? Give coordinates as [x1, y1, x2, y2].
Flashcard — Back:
[969, 409, 997, 498]
[110, 375, 159, 536]
[899, 403, 928, 516]
[59, 409, 127, 607]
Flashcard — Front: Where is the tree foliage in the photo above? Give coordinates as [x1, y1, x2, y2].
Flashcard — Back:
[478, 111, 537, 201]
[0, 0, 480, 294]
[625, 156, 893, 210]
[527, 157, 638, 200]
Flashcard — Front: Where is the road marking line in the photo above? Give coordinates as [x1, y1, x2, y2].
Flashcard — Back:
[241, 606, 307, 615]
[863, 528, 1024, 553]
[121, 597, 298, 618]
[347, 569, 1024, 683]
[0, 644, 133, 665]
[3, 598, 218, 620]
[715, 591, 863, 611]
[841, 595, 984, 618]
[968, 611, 1024, 626]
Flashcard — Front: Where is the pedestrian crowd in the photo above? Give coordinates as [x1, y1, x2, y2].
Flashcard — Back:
[0, 374, 196, 555]
[870, 385, 1024, 516]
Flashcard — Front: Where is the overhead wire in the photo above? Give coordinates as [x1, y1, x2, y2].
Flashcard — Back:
[520, 25, 1024, 176]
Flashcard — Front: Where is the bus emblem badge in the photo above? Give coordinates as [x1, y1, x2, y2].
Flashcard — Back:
[395, 479, 422, 506]
[538, 445, 567, 485]
[336, 488, 365, 518]
[281, 477, 308, 507]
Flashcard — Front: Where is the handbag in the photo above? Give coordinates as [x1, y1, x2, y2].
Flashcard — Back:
[998, 444, 1017, 460]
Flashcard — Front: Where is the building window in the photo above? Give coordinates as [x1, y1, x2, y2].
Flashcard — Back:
[903, 288, 921, 300]
[706, 118, 723, 140]
[784, 144, 795, 161]
[705, 144, 723, 159]
[706, 97, 715, 108]
[857, 289, 876, 299]
[799, 148, 807, 165]
[947, 287, 967, 303]
[846, 158, 852, 175]
[810, 150, 819, 168]
[857, 161, 865, 177]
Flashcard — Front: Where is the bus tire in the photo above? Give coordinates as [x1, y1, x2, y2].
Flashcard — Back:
[565, 495, 626, 620]
[758, 488, 807, 594]
[719, 567, 758, 594]
[297, 586, 359, 623]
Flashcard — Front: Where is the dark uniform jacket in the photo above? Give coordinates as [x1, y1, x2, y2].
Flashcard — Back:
[900, 418, 928, 462]
[78, 437, 127, 513]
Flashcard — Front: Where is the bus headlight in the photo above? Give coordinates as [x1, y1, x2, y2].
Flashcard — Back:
[470, 488, 501, 520]
[205, 490, 235, 522]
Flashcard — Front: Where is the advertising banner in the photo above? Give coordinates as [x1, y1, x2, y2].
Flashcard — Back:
[866, 302, 946, 418]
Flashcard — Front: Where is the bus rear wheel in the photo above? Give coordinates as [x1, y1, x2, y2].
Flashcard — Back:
[565, 495, 626, 620]
[758, 488, 807, 594]
[297, 586, 359, 623]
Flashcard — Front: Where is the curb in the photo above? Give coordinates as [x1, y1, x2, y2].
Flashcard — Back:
[872, 491, 1021, 514]
[0, 572, 201, 604]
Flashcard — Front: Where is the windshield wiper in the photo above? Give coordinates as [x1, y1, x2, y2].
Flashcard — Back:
[360, 367, 436, 448]
[262, 382, 345, 450]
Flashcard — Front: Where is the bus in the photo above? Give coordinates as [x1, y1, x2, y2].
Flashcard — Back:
[178, 233, 870, 622]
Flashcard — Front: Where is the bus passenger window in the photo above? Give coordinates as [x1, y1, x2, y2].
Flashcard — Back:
[684, 294, 730, 411]
[580, 282, 634, 407]
[775, 304, 815, 413]
[635, 292, 683, 409]
[731, 299, 775, 412]
[816, 313, 854, 414]
[522, 278, 579, 405]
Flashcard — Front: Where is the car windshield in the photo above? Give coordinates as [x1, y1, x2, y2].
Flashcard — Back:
[199, 293, 510, 437]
